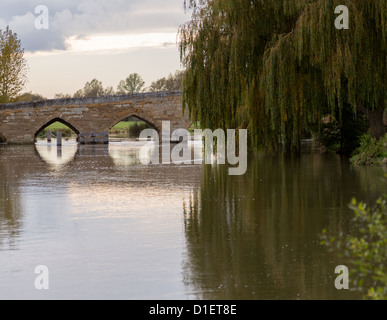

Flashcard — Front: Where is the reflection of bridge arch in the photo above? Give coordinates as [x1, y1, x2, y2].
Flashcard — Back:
[34, 117, 80, 142]
[0, 92, 190, 145]
[35, 142, 78, 167]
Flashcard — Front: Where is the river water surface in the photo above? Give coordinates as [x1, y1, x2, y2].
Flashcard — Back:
[0, 140, 386, 300]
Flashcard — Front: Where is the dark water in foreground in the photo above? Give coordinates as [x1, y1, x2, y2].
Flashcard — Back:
[0, 141, 386, 300]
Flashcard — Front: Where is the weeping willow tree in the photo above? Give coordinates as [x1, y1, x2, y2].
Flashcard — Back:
[179, 0, 386, 151]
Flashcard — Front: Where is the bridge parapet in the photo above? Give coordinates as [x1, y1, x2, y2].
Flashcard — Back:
[0, 91, 181, 110]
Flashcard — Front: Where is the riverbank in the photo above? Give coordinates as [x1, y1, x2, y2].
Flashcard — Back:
[350, 134, 387, 166]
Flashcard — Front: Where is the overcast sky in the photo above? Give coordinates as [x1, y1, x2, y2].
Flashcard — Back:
[0, 0, 190, 98]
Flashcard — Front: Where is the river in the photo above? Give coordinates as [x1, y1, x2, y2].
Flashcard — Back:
[0, 140, 385, 300]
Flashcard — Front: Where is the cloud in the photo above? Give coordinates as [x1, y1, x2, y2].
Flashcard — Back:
[64, 33, 178, 54]
[0, 0, 188, 52]
[1, 11, 68, 52]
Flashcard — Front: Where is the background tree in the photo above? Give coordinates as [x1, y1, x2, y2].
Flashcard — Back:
[83, 79, 106, 98]
[148, 77, 167, 92]
[148, 70, 185, 92]
[73, 79, 114, 98]
[73, 89, 84, 98]
[117, 73, 145, 94]
[179, 0, 386, 151]
[54, 93, 72, 99]
[15, 92, 45, 102]
[0, 26, 28, 103]
[104, 86, 115, 96]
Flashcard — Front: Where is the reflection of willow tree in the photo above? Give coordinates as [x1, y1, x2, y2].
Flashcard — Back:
[183, 156, 369, 299]
[351, 165, 387, 195]
[0, 160, 23, 250]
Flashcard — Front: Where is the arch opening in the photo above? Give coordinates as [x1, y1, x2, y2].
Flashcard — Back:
[34, 118, 80, 143]
[188, 121, 200, 134]
[0, 133, 6, 144]
[109, 115, 155, 142]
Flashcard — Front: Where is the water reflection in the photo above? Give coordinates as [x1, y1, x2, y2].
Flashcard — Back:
[1, 142, 386, 299]
[182, 154, 385, 300]
[109, 142, 146, 167]
[352, 165, 387, 195]
[35, 139, 205, 169]
[35, 140, 78, 167]
[0, 146, 23, 251]
[0, 143, 202, 299]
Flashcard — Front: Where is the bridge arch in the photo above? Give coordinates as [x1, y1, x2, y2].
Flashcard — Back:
[34, 118, 80, 142]
[0, 132, 6, 144]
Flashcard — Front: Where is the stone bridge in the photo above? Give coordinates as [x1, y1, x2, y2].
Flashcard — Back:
[0, 91, 191, 144]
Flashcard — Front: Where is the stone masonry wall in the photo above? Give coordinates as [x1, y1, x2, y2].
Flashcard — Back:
[0, 91, 191, 144]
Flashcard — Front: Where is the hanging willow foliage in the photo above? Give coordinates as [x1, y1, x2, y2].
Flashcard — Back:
[179, 0, 386, 151]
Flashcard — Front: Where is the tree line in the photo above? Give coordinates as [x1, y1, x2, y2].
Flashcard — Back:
[0, 25, 184, 103]
[14, 71, 184, 102]
[58, 70, 184, 100]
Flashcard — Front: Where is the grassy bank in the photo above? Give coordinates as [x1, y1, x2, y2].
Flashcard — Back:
[350, 134, 387, 166]
[110, 121, 151, 138]
[37, 122, 76, 139]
